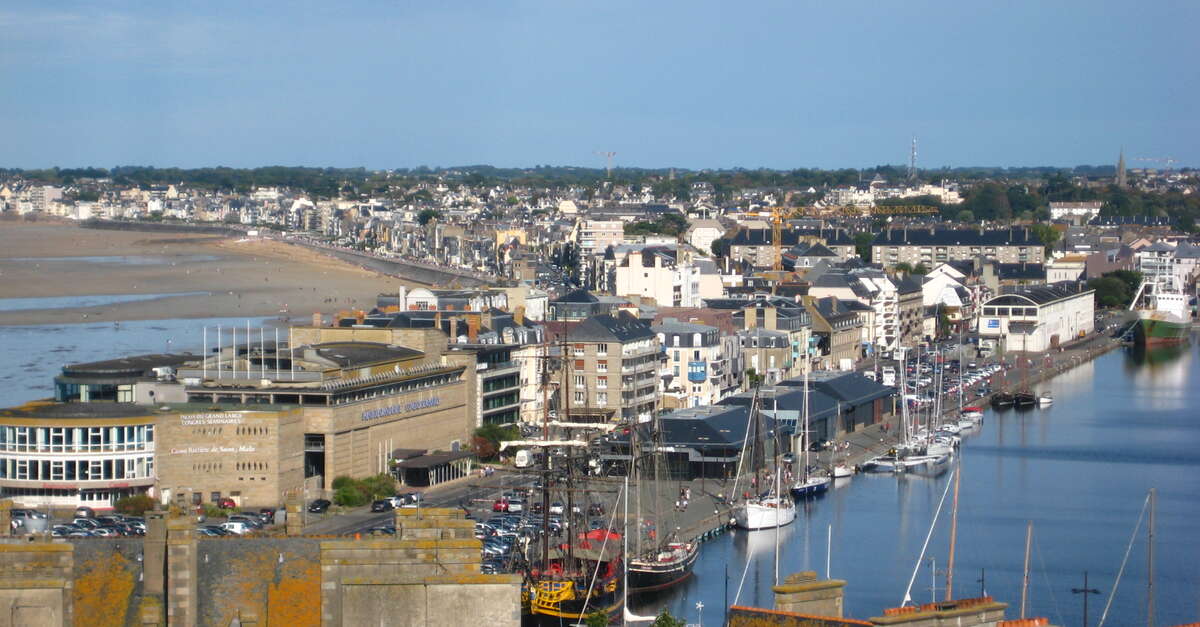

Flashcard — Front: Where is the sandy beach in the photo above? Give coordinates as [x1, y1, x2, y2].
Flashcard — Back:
[0, 221, 412, 326]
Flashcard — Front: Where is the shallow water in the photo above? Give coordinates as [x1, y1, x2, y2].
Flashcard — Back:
[633, 340, 1200, 627]
[0, 316, 284, 407]
[4, 254, 220, 265]
[0, 291, 211, 312]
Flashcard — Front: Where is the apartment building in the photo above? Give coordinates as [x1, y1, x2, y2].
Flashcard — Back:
[578, 220, 625, 255]
[872, 228, 1044, 269]
[565, 312, 659, 422]
[653, 320, 725, 409]
[612, 246, 722, 308]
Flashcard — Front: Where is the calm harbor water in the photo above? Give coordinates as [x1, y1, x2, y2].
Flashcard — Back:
[633, 339, 1200, 627]
[0, 316, 283, 408]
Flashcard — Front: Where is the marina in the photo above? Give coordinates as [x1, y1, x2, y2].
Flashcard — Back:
[625, 336, 1199, 627]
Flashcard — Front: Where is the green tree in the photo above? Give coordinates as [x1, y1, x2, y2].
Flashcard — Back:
[853, 232, 874, 262]
[652, 608, 687, 627]
[710, 238, 729, 258]
[745, 368, 764, 388]
[1087, 276, 1130, 308]
[963, 182, 1012, 221]
[114, 494, 156, 516]
[956, 209, 975, 223]
[912, 263, 930, 275]
[417, 209, 442, 225]
[893, 262, 914, 274]
[1029, 223, 1061, 255]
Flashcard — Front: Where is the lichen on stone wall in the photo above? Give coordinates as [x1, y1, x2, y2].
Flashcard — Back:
[73, 552, 135, 627]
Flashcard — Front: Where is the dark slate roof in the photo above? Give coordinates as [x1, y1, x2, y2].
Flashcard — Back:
[873, 228, 1039, 246]
[652, 405, 784, 448]
[982, 282, 1088, 306]
[556, 289, 600, 303]
[777, 371, 894, 407]
[995, 263, 1045, 280]
[568, 311, 655, 343]
[62, 353, 197, 378]
[894, 275, 924, 294]
[310, 342, 424, 366]
[799, 242, 837, 257]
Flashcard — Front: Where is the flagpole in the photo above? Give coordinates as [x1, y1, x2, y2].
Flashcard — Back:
[202, 326, 207, 380]
[216, 325, 222, 379]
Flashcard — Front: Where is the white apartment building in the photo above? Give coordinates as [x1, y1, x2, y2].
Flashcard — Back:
[654, 320, 725, 409]
[612, 246, 721, 308]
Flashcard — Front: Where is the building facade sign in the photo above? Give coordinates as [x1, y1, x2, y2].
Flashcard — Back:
[169, 445, 257, 455]
[181, 413, 245, 426]
[361, 397, 441, 422]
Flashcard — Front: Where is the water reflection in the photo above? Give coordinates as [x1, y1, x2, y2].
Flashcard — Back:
[0, 291, 210, 312]
[633, 344, 1200, 627]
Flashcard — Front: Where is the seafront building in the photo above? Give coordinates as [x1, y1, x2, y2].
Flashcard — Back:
[0, 326, 485, 510]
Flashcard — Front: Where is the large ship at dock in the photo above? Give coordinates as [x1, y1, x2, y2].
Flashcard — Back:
[1130, 272, 1192, 345]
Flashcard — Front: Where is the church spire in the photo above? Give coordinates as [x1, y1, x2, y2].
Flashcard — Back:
[1117, 148, 1128, 188]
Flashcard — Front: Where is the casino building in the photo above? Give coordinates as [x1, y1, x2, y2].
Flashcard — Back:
[0, 327, 480, 510]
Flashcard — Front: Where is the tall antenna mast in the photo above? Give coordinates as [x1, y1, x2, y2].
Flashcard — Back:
[595, 151, 616, 178]
[908, 136, 918, 181]
[1148, 488, 1156, 627]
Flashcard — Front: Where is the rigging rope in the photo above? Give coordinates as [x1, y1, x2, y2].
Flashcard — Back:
[902, 467, 956, 606]
[1098, 491, 1151, 627]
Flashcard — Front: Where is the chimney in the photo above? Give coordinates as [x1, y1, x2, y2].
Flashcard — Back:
[356, 310, 365, 325]
[467, 313, 480, 342]
[398, 285, 408, 310]
[312, 312, 322, 328]
[514, 306, 525, 326]
[435, 311, 443, 335]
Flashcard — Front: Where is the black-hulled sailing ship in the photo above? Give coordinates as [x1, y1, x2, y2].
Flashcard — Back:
[627, 412, 699, 594]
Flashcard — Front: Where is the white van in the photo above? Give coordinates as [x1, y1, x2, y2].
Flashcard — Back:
[220, 521, 251, 535]
[514, 449, 533, 468]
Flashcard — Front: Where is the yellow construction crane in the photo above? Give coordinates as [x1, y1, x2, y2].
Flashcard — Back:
[771, 206, 784, 271]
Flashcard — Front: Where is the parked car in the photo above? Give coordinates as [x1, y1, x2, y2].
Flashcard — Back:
[220, 521, 252, 535]
[548, 502, 564, 515]
[217, 497, 237, 510]
[399, 492, 422, 508]
[371, 499, 395, 512]
[308, 499, 332, 513]
[74, 506, 96, 519]
[587, 503, 605, 517]
[228, 515, 263, 529]
[492, 498, 509, 513]
[506, 499, 524, 513]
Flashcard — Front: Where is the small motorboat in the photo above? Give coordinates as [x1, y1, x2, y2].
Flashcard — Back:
[1037, 394, 1053, 407]
[831, 463, 854, 479]
[990, 393, 1014, 408]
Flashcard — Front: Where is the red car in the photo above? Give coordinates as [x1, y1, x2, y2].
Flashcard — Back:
[492, 498, 509, 512]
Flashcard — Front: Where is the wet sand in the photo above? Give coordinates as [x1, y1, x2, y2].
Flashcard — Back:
[0, 221, 409, 325]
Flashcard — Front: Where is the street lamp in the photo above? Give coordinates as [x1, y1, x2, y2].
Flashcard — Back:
[695, 601, 704, 627]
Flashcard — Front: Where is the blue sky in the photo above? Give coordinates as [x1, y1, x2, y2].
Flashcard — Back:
[1, 1, 1197, 170]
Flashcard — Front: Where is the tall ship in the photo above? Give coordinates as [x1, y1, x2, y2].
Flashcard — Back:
[1130, 272, 1192, 345]
[524, 530, 625, 625]
[625, 412, 700, 594]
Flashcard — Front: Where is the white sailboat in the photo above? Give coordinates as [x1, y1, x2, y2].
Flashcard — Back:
[732, 389, 796, 530]
[792, 368, 831, 498]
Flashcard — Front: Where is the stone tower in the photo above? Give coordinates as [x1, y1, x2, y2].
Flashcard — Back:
[1117, 148, 1128, 188]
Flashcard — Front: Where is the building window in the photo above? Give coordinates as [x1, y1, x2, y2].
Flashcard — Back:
[597, 345, 607, 356]
[574, 391, 585, 404]
[574, 359, 584, 370]
[597, 360, 607, 372]
[597, 376, 607, 389]
[597, 392, 608, 405]
[574, 375, 586, 388]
